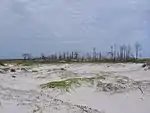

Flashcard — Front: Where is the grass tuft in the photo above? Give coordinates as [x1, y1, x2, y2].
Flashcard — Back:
[40, 76, 105, 92]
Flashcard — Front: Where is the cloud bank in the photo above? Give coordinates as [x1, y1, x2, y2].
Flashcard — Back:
[0, 0, 149, 58]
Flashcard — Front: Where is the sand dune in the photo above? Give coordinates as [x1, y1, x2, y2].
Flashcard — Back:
[0, 63, 150, 113]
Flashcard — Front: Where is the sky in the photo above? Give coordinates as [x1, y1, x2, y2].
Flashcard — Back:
[0, 0, 149, 58]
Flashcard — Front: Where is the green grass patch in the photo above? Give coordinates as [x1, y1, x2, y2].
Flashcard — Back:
[40, 76, 105, 92]
[0, 60, 37, 66]
[19, 61, 37, 66]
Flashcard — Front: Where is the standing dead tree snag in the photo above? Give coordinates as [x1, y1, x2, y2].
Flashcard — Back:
[135, 42, 142, 59]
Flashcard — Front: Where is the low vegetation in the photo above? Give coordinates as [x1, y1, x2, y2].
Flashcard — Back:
[0, 58, 149, 67]
[40, 76, 105, 92]
[40, 74, 150, 94]
[0, 42, 149, 65]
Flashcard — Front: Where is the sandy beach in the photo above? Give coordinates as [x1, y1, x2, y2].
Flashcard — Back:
[0, 63, 150, 113]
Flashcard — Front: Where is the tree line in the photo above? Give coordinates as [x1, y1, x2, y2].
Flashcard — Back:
[22, 42, 142, 62]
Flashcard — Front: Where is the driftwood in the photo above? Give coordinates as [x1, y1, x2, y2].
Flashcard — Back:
[142, 62, 150, 69]
[138, 86, 144, 94]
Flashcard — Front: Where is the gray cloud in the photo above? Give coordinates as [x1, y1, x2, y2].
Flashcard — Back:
[0, 0, 149, 58]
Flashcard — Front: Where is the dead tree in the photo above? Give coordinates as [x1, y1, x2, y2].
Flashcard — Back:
[93, 47, 97, 61]
[107, 45, 114, 60]
[126, 45, 132, 60]
[119, 45, 124, 61]
[122, 45, 127, 61]
[113, 44, 117, 61]
[135, 42, 142, 59]
[41, 53, 46, 60]
[63, 52, 66, 60]
[98, 52, 102, 60]
[22, 53, 31, 60]
[74, 51, 79, 59]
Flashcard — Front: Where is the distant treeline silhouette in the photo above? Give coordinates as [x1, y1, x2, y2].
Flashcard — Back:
[22, 42, 142, 62]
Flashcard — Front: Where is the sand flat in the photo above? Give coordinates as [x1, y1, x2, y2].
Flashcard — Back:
[0, 63, 150, 113]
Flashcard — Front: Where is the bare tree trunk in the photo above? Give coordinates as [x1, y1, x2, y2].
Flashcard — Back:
[113, 44, 117, 61]
[135, 42, 142, 59]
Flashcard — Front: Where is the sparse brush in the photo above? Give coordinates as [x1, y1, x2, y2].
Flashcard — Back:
[0, 62, 5, 66]
[41, 74, 149, 94]
[40, 76, 105, 92]
[16, 60, 38, 66]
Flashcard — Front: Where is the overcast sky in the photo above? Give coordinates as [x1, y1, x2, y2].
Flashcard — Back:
[0, 0, 149, 58]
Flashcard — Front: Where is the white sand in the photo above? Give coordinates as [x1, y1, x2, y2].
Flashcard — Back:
[0, 63, 150, 113]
